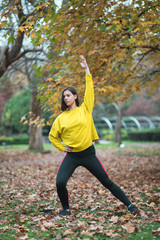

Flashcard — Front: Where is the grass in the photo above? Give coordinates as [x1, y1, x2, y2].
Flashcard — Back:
[96, 141, 160, 156]
[0, 208, 159, 240]
[0, 143, 55, 152]
[0, 141, 160, 157]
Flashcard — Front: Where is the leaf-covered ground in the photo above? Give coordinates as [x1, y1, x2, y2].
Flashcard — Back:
[0, 143, 160, 239]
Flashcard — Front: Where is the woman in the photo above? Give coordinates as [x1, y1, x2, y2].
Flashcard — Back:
[49, 55, 138, 217]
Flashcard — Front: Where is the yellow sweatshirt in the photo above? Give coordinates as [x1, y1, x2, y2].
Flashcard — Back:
[49, 74, 99, 152]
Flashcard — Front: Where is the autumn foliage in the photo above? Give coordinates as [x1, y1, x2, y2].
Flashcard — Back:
[1, 0, 159, 119]
[31, 0, 160, 117]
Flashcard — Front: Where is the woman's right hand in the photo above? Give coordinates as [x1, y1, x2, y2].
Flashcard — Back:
[65, 145, 73, 152]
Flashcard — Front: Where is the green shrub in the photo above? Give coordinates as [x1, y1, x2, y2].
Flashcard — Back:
[1, 89, 52, 135]
[121, 129, 128, 140]
[0, 136, 14, 145]
[96, 128, 160, 142]
[128, 128, 160, 141]
[97, 128, 114, 141]
[1, 90, 31, 134]
[0, 134, 29, 145]
[96, 128, 128, 141]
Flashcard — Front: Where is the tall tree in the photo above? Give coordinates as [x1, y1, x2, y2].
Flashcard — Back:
[0, 0, 55, 151]
[10, 53, 46, 151]
[34, 0, 159, 118]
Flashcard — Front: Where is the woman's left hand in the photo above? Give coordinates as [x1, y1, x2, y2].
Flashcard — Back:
[80, 55, 90, 74]
[80, 55, 88, 69]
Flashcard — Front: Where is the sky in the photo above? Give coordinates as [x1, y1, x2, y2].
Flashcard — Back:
[55, 0, 62, 9]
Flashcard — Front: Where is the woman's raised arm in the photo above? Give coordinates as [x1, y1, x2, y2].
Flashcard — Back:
[80, 55, 90, 75]
[80, 55, 94, 113]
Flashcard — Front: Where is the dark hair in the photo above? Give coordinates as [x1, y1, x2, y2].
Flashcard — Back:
[61, 87, 79, 111]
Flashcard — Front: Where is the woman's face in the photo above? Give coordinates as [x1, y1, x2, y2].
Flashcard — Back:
[63, 90, 77, 107]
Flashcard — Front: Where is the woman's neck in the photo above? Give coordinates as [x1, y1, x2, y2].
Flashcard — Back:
[68, 102, 77, 111]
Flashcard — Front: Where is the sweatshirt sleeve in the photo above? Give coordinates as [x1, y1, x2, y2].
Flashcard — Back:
[83, 74, 94, 113]
[49, 118, 65, 152]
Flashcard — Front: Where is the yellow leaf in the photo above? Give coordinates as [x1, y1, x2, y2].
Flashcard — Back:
[107, 86, 115, 92]
[18, 26, 25, 32]
[107, 68, 112, 72]
[47, 78, 53, 81]
[100, 88, 107, 93]
[36, 5, 43, 11]
[43, 25, 49, 30]
[18, 4, 22, 10]
[1, 20, 8, 26]
[112, 20, 120, 24]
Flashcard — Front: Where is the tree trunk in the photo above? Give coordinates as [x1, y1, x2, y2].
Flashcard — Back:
[29, 88, 44, 152]
[114, 101, 123, 146]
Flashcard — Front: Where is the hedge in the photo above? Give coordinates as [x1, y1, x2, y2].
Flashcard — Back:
[128, 128, 160, 141]
[96, 128, 160, 142]
[0, 135, 29, 145]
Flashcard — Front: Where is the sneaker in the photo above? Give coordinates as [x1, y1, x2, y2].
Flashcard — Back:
[58, 209, 71, 217]
[128, 204, 139, 214]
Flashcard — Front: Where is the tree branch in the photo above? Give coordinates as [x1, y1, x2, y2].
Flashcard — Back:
[133, 49, 153, 71]
[10, 49, 43, 64]
[138, 4, 160, 18]
[22, 57, 47, 61]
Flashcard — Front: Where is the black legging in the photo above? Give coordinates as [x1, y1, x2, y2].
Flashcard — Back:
[56, 145, 131, 210]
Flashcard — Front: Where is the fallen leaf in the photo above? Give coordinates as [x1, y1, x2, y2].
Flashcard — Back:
[139, 210, 148, 218]
[63, 229, 75, 235]
[123, 214, 133, 219]
[19, 225, 28, 233]
[109, 215, 119, 223]
[104, 229, 119, 237]
[81, 183, 86, 188]
[153, 217, 160, 222]
[122, 221, 135, 233]
[42, 220, 55, 229]
[98, 189, 105, 195]
[77, 221, 86, 229]
[152, 228, 160, 236]
[81, 230, 93, 236]
[149, 202, 155, 207]
[17, 235, 28, 240]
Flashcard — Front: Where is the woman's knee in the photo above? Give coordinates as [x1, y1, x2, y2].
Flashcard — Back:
[56, 177, 66, 188]
[104, 177, 114, 188]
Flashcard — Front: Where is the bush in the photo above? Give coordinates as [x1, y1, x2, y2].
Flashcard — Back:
[96, 128, 128, 141]
[96, 128, 160, 142]
[0, 134, 29, 145]
[128, 128, 160, 141]
[97, 128, 114, 141]
[1, 89, 52, 135]
[1, 90, 31, 134]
